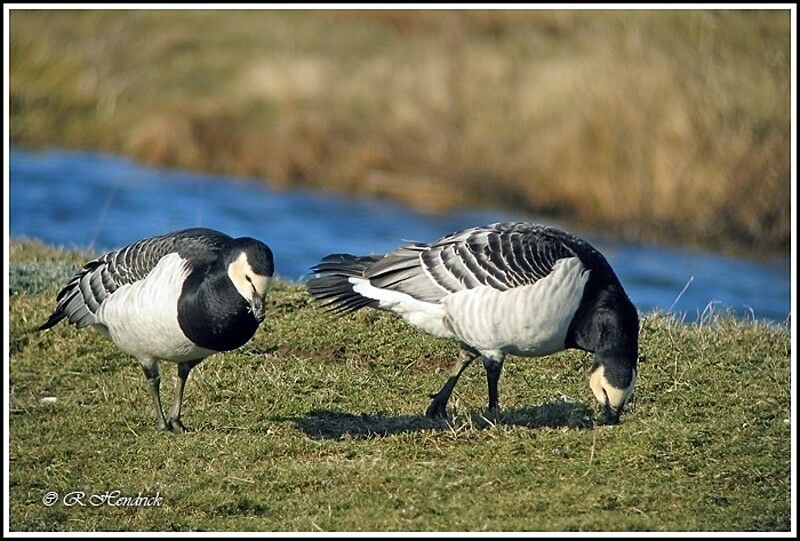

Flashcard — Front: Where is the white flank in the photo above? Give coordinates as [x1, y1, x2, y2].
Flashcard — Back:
[95, 253, 216, 362]
[349, 277, 453, 338]
[443, 257, 590, 357]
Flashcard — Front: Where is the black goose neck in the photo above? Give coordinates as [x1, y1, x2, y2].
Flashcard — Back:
[177, 263, 260, 352]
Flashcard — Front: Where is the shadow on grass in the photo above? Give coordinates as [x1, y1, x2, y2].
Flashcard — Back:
[289, 400, 594, 440]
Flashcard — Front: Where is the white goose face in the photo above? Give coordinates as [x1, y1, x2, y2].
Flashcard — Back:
[227, 252, 270, 320]
[590, 364, 636, 424]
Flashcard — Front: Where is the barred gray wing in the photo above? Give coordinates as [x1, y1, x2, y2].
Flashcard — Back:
[40, 228, 232, 330]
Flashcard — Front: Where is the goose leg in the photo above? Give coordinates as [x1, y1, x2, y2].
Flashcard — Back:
[140, 358, 168, 431]
[166, 359, 204, 433]
[426, 348, 479, 418]
[483, 357, 504, 412]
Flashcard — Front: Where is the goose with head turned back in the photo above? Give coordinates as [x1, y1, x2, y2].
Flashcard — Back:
[308, 222, 639, 424]
[39, 227, 274, 433]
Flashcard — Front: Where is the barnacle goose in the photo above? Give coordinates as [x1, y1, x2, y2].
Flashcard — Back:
[308, 222, 639, 424]
[38, 228, 274, 433]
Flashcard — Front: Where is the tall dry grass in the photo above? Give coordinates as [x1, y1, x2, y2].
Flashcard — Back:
[9, 9, 791, 252]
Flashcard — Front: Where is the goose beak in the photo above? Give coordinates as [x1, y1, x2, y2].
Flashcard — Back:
[600, 404, 621, 425]
[250, 295, 266, 323]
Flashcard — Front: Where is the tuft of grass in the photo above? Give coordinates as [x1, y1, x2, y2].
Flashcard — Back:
[7, 240, 792, 532]
[10, 261, 81, 297]
[8, 239, 94, 296]
[8, 9, 791, 254]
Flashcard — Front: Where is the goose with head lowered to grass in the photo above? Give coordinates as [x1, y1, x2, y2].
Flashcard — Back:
[307, 222, 639, 424]
[38, 228, 274, 433]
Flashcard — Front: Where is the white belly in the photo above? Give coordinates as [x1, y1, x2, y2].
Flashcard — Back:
[95, 253, 216, 362]
[443, 257, 590, 358]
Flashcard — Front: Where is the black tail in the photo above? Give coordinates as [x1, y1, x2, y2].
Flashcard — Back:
[38, 310, 65, 331]
[307, 253, 382, 314]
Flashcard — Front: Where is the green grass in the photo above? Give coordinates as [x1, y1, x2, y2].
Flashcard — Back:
[9, 9, 791, 254]
[7, 240, 792, 531]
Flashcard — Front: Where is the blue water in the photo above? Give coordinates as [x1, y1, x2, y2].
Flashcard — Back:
[9, 148, 792, 323]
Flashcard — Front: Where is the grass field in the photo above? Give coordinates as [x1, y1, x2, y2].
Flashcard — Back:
[9, 9, 791, 254]
[7, 240, 793, 532]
